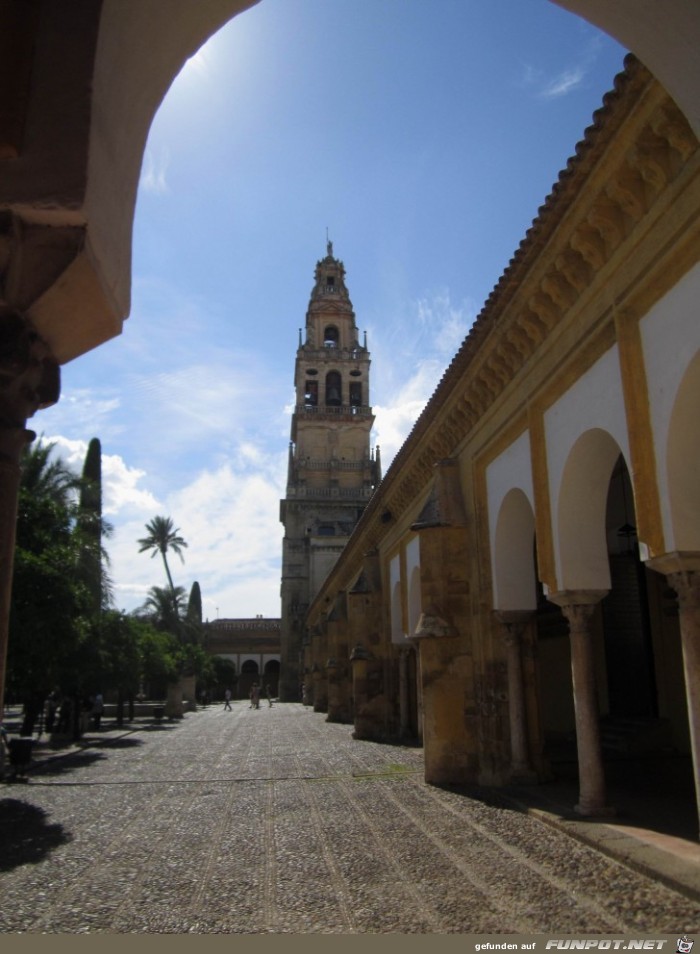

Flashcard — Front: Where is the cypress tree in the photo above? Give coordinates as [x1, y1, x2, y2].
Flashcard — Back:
[77, 437, 103, 615]
[187, 581, 203, 626]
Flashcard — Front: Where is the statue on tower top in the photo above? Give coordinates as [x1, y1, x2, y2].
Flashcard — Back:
[327, 237, 333, 258]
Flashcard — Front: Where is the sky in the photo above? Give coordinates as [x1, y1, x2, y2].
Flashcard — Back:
[37, 0, 627, 622]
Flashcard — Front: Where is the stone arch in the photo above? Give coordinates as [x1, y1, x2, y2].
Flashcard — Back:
[551, 1, 700, 137]
[3, 2, 699, 366]
[493, 488, 537, 611]
[556, 428, 623, 591]
[666, 349, 700, 551]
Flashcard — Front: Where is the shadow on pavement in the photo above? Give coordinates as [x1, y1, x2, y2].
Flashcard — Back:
[0, 798, 71, 871]
[89, 737, 144, 749]
[28, 750, 107, 777]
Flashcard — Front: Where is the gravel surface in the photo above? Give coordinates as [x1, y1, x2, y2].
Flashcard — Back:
[0, 703, 698, 934]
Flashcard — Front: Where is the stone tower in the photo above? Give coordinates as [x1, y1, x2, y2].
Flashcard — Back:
[279, 242, 380, 700]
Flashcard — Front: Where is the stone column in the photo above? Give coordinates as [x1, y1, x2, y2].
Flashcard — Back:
[399, 647, 410, 739]
[350, 643, 373, 740]
[410, 610, 478, 785]
[496, 611, 537, 782]
[325, 658, 342, 722]
[0, 313, 60, 718]
[164, 681, 184, 719]
[311, 663, 327, 712]
[647, 552, 700, 835]
[180, 673, 197, 712]
[549, 589, 612, 816]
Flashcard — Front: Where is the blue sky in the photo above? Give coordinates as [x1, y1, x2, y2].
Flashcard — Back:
[38, 0, 626, 621]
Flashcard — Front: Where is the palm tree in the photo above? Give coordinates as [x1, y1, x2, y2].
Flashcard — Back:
[137, 515, 188, 598]
[21, 439, 79, 508]
[138, 585, 187, 635]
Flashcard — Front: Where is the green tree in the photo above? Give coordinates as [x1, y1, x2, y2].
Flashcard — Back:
[76, 437, 113, 614]
[137, 627, 182, 699]
[96, 610, 140, 692]
[138, 585, 187, 636]
[187, 580, 202, 626]
[8, 441, 89, 734]
[19, 439, 79, 508]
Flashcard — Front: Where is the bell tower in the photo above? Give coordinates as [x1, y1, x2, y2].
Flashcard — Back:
[279, 242, 380, 700]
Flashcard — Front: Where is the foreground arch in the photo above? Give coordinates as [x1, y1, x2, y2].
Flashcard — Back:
[2, 3, 700, 810]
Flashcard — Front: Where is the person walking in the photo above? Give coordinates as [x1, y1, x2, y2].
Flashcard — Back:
[264, 684, 273, 708]
[223, 688, 232, 711]
[249, 684, 260, 710]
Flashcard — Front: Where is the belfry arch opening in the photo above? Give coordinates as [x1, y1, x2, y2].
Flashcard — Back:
[324, 326, 339, 348]
[325, 371, 342, 407]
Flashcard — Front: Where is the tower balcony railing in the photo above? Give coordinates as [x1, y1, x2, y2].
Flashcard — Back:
[285, 486, 374, 500]
[295, 404, 372, 419]
[299, 347, 365, 361]
[296, 458, 369, 471]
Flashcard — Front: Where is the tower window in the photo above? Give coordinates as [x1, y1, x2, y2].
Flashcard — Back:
[326, 276, 335, 286]
[324, 325, 339, 347]
[304, 380, 318, 406]
[318, 525, 335, 536]
[349, 382, 362, 407]
[325, 371, 342, 407]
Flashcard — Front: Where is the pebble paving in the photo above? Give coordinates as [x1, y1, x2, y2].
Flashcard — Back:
[1, 702, 699, 934]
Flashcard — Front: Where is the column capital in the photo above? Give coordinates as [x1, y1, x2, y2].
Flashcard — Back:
[547, 589, 609, 609]
[494, 610, 534, 645]
[646, 551, 700, 577]
[0, 311, 60, 433]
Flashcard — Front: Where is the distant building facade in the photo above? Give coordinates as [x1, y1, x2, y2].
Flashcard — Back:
[278, 244, 381, 700]
[205, 617, 281, 699]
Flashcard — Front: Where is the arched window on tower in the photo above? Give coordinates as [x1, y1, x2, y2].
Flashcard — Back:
[324, 325, 339, 348]
[325, 371, 342, 407]
[304, 380, 318, 407]
[349, 382, 362, 408]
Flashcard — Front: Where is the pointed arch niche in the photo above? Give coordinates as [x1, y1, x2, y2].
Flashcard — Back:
[666, 349, 700, 552]
[493, 489, 537, 612]
[556, 428, 622, 592]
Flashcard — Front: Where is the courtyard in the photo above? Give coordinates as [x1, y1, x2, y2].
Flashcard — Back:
[1, 702, 699, 934]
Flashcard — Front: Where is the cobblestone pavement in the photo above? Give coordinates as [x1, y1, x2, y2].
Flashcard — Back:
[1, 703, 699, 934]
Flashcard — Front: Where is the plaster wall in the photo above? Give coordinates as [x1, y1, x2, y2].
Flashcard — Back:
[544, 345, 629, 587]
[640, 262, 700, 551]
[486, 430, 534, 606]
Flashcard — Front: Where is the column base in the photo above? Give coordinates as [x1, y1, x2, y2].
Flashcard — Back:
[574, 801, 616, 818]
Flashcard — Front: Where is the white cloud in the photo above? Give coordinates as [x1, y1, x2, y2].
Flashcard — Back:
[106, 450, 286, 619]
[102, 454, 161, 517]
[139, 148, 170, 194]
[521, 36, 604, 100]
[541, 67, 585, 99]
[369, 290, 474, 468]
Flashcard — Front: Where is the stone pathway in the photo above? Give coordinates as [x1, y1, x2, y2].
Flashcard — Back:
[1, 703, 699, 934]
